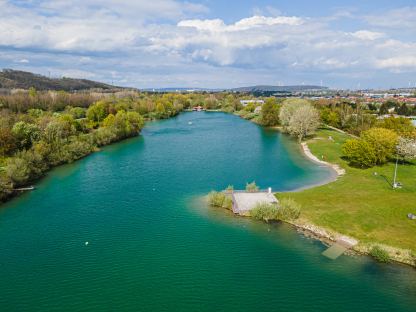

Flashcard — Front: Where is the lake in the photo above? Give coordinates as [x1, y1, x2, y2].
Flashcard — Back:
[0, 112, 415, 311]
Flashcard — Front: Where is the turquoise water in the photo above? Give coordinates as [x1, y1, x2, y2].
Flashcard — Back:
[0, 112, 415, 311]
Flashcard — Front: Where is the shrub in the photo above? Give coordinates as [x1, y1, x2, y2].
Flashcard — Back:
[278, 198, 301, 220]
[246, 181, 259, 192]
[250, 202, 279, 222]
[370, 246, 391, 263]
[361, 128, 398, 165]
[208, 191, 232, 210]
[225, 185, 234, 192]
[342, 139, 377, 168]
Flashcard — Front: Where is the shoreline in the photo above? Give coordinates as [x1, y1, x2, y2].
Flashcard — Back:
[285, 141, 415, 268]
[223, 115, 416, 267]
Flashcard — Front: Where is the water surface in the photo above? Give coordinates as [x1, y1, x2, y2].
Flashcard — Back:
[0, 112, 415, 311]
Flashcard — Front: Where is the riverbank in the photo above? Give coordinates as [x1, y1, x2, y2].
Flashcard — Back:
[280, 128, 416, 267]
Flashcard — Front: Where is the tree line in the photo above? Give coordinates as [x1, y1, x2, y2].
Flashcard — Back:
[1, 89, 416, 202]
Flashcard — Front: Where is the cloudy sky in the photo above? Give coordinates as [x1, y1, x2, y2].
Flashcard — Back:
[1, 0, 416, 89]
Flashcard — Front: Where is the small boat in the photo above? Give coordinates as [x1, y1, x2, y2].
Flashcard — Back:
[188, 121, 193, 125]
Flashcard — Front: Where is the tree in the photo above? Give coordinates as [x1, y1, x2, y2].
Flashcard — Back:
[86, 101, 108, 123]
[280, 99, 320, 142]
[397, 103, 410, 116]
[246, 181, 259, 192]
[396, 137, 416, 160]
[320, 107, 340, 127]
[361, 128, 398, 164]
[11, 121, 41, 150]
[377, 117, 415, 137]
[0, 127, 17, 156]
[342, 139, 377, 167]
[260, 98, 280, 126]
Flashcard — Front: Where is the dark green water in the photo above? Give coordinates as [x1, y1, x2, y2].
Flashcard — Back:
[0, 112, 415, 311]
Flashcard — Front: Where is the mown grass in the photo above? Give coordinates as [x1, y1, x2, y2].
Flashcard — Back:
[280, 128, 416, 252]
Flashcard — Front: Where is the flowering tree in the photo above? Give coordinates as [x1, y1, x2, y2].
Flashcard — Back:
[396, 137, 416, 160]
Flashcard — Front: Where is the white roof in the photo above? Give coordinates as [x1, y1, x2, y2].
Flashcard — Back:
[233, 192, 278, 212]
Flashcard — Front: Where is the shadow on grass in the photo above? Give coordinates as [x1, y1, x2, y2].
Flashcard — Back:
[379, 174, 393, 188]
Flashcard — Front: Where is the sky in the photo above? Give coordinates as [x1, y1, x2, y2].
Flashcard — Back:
[1, 0, 416, 89]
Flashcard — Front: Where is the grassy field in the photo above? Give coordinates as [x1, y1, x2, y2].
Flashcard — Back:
[280, 128, 416, 253]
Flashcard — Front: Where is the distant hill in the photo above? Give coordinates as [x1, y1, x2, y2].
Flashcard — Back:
[231, 85, 328, 93]
[142, 87, 223, 92]
[0, 69, 123, 91]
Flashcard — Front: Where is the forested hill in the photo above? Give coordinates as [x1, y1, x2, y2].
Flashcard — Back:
[0, 69, 124, 91]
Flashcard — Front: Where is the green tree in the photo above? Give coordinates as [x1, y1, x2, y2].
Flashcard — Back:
[361, 128, 398, 164]
[342, 139, 377, 167]
[86, 101, 108, 123]
[397, 103, 410, 116]
[28, 87, 37, 98]
[11, 121, 41, 150]
[0, 127, 17, 156]
[246, 181, 259, 192]
[260, 98, 280, 126]
[377, 117, 415, 137]
[320, 107, 340, 127]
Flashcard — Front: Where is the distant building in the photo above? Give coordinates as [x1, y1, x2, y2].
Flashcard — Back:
[240, 99, 265, 106]
[232, 189, 278, 215]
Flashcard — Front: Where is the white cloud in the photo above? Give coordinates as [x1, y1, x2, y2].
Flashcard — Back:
[365, 7, 416, 29]
[15, 59, 30, 63]
[0, 1, 416, 88]
[376, 56, 416, 69]
[350, 30, 385, 41]
[178, 15, 303, 32]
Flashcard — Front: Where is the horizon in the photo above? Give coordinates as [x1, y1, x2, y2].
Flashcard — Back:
[1, 1, 416, 89]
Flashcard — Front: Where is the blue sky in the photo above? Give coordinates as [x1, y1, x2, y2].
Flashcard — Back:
[1, 0, 416, 89]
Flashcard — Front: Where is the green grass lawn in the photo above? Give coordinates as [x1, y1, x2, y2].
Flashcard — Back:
[280, 128, 416, 253]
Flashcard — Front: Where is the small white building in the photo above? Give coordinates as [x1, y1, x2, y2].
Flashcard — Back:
[232, 189, 278, 215]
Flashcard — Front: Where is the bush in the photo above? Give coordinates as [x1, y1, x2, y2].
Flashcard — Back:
[370, 246, 391, 263]
[361, 128, 398, 165]
[208, 191, 232, 210]
[278, 198, 301, 220]
[342, 139, 377, 168]
[250, 202, 279, 222]
[246, 181, 259, 192]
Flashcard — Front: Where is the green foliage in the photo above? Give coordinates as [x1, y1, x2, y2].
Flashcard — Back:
[86, 101, 108, 123]
[278, 198, 301, 220]
[361, 128, 398, 165]
[27, 108, 44, 118]
[279, 99, 320, 141]
[11, 121, 41, 149]
[376, 117, 415, 137]
[342, 128, 398, 167]
[28, 87, 37, 98]
[260, 97, 280, 126]
[250, 202, 279, 222]
[66, 106, 86, 119]
[342, 139, 377, 168]
[245, 181, 259, 192]
[207, 191, 232, 210]
[225, 185, 234, 192]
[320, 107, 340, 127]
[5, 149, 47, 186]
[370, 246, 391, 263]
[0, 127, 17, 156]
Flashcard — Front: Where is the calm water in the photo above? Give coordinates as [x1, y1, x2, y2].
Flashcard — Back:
[0, 112, 415, 311]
